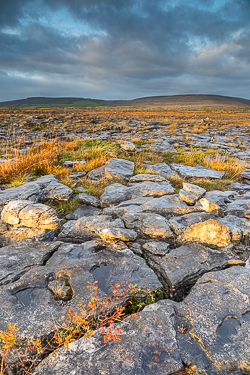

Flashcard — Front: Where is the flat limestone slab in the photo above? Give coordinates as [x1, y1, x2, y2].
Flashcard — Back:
[177, 266, 250, 374]
[171, 163, 225, 179]
[105, 158, 134, 181]
[35, 300, 183, 375]
[147, 243, 244, 298]
[0, 241, 161, 340]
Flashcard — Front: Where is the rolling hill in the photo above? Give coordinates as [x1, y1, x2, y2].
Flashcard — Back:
[0, 94, 250, 109]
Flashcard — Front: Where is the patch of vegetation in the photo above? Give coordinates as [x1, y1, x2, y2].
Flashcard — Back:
[44, 198, 81, 217]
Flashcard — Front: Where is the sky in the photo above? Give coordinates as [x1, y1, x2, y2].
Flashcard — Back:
[0, 0, 250, 101]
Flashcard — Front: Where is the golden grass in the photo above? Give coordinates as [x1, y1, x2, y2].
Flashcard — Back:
[0, 142, 59, 184]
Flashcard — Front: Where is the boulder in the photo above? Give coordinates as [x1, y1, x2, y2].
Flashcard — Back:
[0, 225, 56, 247]
[74, 214, 137, 241]
[1, 200, 60, 230]
[0, 182, 43, 205]
[58, 220, 99, 243]
[218, 215, 250, 243]
[65, 205, 102, 220]
[87, 165, 106, 181]
[224, 198, 250, 219]
[170, 212, 250, 246]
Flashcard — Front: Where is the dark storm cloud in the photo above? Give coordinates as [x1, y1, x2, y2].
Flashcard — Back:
[0, 0, 250, 101]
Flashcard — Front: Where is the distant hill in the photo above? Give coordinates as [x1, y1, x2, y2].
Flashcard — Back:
[0, 94, 250, 109]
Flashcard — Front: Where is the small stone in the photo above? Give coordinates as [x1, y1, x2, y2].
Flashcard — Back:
[69, 171, 86, 179]
[94, 227, 137, 241]
[183, 182, 206, 197]
[179, 189, 200, 205]
[120, 142, 136, 151]
[142, 242, 170, 256]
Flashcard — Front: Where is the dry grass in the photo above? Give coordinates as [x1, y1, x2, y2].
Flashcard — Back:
[0, 142, 60, 184]
[168, 175, 234, 192]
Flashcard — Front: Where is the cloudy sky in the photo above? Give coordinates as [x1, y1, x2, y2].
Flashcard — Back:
[0, 0, 250, 101]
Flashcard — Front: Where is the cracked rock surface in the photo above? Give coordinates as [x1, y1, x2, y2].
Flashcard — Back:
[0, 169, 250, 374]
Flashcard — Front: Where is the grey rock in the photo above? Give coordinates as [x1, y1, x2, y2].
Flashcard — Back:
[129, 173, 167, 183]
[74, 215, 137, 241]
[58, 220, 99, 243]
[120, 142, 136, 151]
[142, 241, 170, 256]
[129, 181, 175, 198]
[65, 205, 102, 220]
[169, 212, 212, 236]
[103, 203, 143, 217]
[69, 171, 86, 179]
[148, 243, 244, 299]
[183, 182, 206, 197]
[123, 213, 174, 238]
[149, 140, 177, 153]
[36, 175, 73, 201]
[100, 183, 131, 207]
[240, 168, 250, 180]
[177, 266, 250, 374]
[169, 212, 233, 247]
[144, 162, 178, 178]
[0, 240, 61, 286]
[227, 182, 250, 191]
[35, 300, 182, 375]
[199, 190, 238, 215]
[87, 165, 106, 181]
[179, 189, 200, 205]
[78, 193, 100, 207]
[140, 195, 204, 218]
[0, 225, 57, 247]
[63, 160, 86, 167]
[105, 158, 134, 181]
[0, 182, 43, 205]
[94, 227, 137, 241]
[1, 200, 60, 230]
[0, 241, 161, 340]
[218, 215, 250, 243]
[170, 163, 225, 179]
[224, 198, 250, 219]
